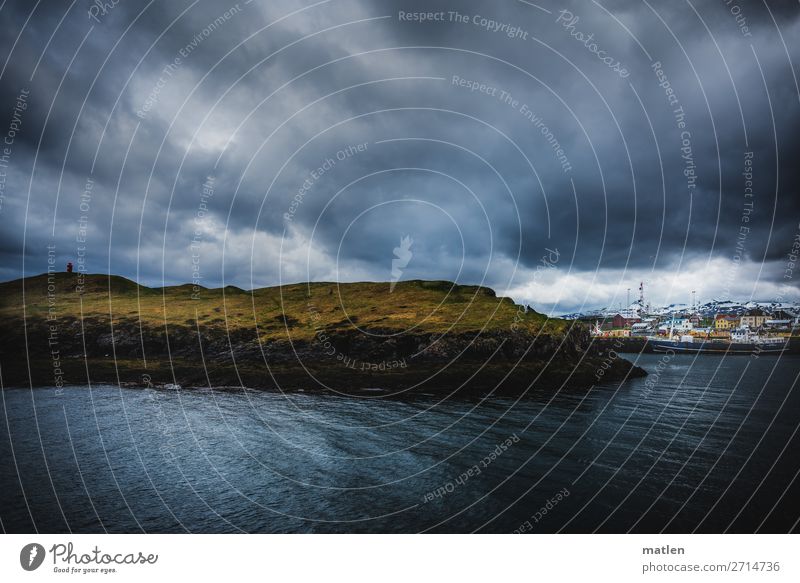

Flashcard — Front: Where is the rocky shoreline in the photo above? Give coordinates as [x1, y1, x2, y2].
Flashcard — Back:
[0, 274, 646, 396]
[2, 318, 645, 396]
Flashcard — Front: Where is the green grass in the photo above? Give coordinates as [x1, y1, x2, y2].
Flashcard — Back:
[0, 273, 566, 340]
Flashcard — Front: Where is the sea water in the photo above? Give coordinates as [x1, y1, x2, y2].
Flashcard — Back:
[1, 354, 798, 533]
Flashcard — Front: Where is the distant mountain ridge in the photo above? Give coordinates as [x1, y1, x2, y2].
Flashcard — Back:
[561, 299, 800, 320]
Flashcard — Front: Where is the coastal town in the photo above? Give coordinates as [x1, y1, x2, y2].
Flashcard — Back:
[566, 283, 799, 341]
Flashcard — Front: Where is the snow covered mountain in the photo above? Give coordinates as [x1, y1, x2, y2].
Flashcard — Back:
[561, 299, 800, 320]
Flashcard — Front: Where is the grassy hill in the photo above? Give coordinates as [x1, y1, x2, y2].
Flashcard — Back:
[0, 273, 563, 339]
[0, 273, 641, 395]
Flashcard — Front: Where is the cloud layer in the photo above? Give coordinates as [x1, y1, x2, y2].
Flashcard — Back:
[1, 0, 798, 313]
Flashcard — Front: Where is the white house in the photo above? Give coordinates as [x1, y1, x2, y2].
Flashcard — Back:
[670, 317, 693, 331]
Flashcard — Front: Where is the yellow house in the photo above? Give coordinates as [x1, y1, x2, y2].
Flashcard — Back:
[740, 309, 768, 329]
[605, 328, 631, 338]
[714, 314, 739, 330]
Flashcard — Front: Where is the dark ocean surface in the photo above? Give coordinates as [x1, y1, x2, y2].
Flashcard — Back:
[2, 353, 799, 533]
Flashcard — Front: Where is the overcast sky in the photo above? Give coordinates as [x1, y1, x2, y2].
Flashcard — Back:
[1, 0, 798, 314]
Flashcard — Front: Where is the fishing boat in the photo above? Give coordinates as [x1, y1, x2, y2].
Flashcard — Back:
[648, 327, 788, 354]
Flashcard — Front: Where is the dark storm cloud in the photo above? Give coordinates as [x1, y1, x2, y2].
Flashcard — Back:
[0, 0, 798, 310]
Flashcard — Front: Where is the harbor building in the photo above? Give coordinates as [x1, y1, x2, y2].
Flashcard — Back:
[714, 314, 739, 330]
[740, 308, 768, 329]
